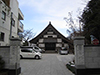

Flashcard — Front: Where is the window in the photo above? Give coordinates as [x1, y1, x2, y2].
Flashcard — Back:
[11, 18, 15, 26]
[48, 28, 53, 32]
[2, 11, 6, 20]
[0, 32, 5, 41]
[34, 47, 38, 49]
[48, 36, 52, 38]
[21, 48, 32, 53]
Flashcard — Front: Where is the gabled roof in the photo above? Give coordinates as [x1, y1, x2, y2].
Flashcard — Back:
[30, 22, 71, 44]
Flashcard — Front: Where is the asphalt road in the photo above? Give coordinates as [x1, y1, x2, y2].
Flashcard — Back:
[20, 54, 74, 75]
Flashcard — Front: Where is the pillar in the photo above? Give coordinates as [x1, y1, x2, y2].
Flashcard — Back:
[74, 36, 85, 75]
[9, 38, 21, 75]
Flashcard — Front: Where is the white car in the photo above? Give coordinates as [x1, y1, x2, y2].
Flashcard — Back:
[33, 46, 43, 53]
[20, 48, 42, 59]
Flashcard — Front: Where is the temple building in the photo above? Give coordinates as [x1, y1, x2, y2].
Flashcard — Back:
[30, 22, 72, 52]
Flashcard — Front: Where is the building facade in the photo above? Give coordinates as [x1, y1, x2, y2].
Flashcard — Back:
[30, 22, 71, 52]
[0, 0, 24, 46]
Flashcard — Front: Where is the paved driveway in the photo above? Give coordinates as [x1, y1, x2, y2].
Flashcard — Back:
[20, 54, 74, 75]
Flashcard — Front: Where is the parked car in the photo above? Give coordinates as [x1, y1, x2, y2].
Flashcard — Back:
[59, 47, 69, 55]
[21, 46, 45, 53]
[33, 46, 44, 53]
[20, 48, 42, 59]
[32, 44, 45, 53]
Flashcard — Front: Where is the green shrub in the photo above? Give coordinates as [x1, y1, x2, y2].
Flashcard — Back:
[0, 56, 5, 71]
[66, 63, 75, 74]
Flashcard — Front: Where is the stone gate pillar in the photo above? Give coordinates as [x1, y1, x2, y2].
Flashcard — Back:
[9, 38, 21, 75]
[74, 36, 85, 75]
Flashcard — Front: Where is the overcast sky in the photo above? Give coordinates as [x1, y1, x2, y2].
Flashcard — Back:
[18, 0, 89, 37]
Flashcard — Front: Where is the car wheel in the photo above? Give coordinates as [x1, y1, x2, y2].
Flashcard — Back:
[35, 55, 40, 59]
[20, 55, 23, 59]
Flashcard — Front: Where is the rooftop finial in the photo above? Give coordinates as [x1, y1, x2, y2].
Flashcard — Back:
[49, 21, 51, 24]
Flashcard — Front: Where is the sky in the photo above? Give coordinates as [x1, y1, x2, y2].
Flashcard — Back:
[17, 0, 88, 38]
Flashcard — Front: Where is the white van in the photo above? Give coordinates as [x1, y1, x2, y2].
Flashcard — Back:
[20, 48, 42, 59]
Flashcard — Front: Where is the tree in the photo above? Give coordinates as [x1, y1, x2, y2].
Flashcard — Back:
[80, 0, 100, 44]
[64, 11, 83, 40]
[22, 29, 36, 46]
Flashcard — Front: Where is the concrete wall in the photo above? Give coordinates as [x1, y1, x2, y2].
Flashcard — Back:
[74, 36, 100, 75]
[85, 45, 100, 68]
[0, 38, 21, 75]
[0, 0, 11, 46]
[10, 0, 19, 37]
[10, 0, 18, 18]
[0, 46, 10, 69]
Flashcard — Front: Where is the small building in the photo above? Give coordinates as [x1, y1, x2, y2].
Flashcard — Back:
[30, 22, 72, 52]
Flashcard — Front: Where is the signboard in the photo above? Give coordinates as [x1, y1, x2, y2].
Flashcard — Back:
[93, 39, 99, 45]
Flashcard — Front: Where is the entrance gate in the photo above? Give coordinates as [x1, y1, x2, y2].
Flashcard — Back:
[45, 43, 56, 50]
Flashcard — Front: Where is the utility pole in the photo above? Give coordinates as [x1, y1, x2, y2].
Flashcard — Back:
[10, 12, 13, 39]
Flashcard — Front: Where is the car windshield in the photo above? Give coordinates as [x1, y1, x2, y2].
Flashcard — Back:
[34, 46, 39, 49]
[33, 49, 38, 52]
[61, 47, 68, 51]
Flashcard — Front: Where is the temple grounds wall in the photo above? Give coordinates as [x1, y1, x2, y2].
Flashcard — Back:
[0, 38, 21, 75]
[74, 36, 100, 75]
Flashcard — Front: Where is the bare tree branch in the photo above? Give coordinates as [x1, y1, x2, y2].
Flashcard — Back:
[22, 29, 36, 42]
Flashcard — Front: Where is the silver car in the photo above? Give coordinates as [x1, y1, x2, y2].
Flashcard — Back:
[59, 47, 69, 55]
